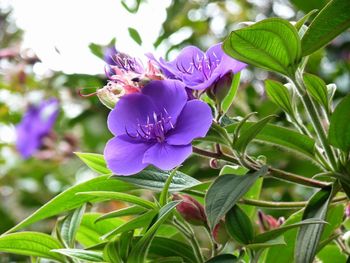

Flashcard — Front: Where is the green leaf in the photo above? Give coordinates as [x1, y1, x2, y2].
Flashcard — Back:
[127, 201, 181, 263]
[121, 0, 142, 13]
[295, 9, 319, 30]
[295, 186, 333, 263]
[246, 235, 286, 250]
[223, 18, 301, 76]
[52, 248, 104, 262]
[205, 166, 268, 229]
[303, 73, 329, 111]
[128, 27, 142, 45]
[118, 231, 134, 261]
[159, 168, 178, 206]
[265, 79, 294, 117]
[225, 122, 316, 159]
[95, 206, 147, 223]
[328, 94, 350, 153]
[254, 218, 326, 243]
[317, 244, 347, 263]
[234, 115, 275, 153]
[58, 204, 86, 248]
[113, 167, 200, 192]
[221, 72, 241, 114]
[149, 257, 184, 263]
[75, 152, 111, 175]
[103, 239, 123, 263]
[301, 0, 350, 56]
[197, 122, 231, 146]
[76, 213, 124, 247]
[225, 205, 254, 244]
[205, 254, 239, 263]
[7, 176, 134, 233]
[77, 191, 157, 209]
[0, 232, 64, 262]
[88, 43, 104, 59]
[102, 210, 157, 240]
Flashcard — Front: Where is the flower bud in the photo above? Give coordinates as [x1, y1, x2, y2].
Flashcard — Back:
[212, 220, 229, 244]
[173, 194, 207, 226]
[96, 82, 125, 109]
[212, 73, 233, 102]
[257, 210, 284, 232]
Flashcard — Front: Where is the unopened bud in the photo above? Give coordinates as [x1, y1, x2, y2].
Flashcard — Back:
[257, 210, 284, 232]
[209, 158, 219, 169]
[212, 220, 229, 244]
[97, 82, 125, 109]
[173, 194, 207, 226]
[212, 73, 233, 102]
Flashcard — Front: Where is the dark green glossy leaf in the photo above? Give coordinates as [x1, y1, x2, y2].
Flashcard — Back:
[225, 205, 254, 244]
[0, 232, 64, 262]
[205, 166, 268, 229]
[328, 94, 350, 152]
[301, 0, 350, 56]
[7, 176, 134, 233]
[303, 73, 329, 111]
[128, 27, 142, 45]
[113, 167, 200, 192]
[225, 122, 316, 159]
[295, 186, 333, 263]
[265, 79, 294, 116]
[223, 18, 301, 76]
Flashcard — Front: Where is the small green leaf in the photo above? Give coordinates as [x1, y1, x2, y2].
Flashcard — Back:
[234, 115, 275, 153]
[88, 43, 104, 59]
[225, 205, 254, 244]
[128, 27, 142, 45]
[254, 218, 326, 243]
[127, 201, 181, 263]
[328, 94, 350, 153]
[246, 236, 286, 250]
[103, 239, 123, 263]
[205, 254, 239, 263]
[225, 122, 316, 159]
[58, 204, 86, 248]
[113, 167, 200, 192]
[121, 0, 142, 13]
[295, 9, 319, 30]
[75, 152, 111, 175]
[221, 72, 241, 114]
[118, 231, 134, 261]
[7, 176, 134, 233]
[0, 232, 64, 262]
[223, 18, 301, 76]
[77, 191, 157, 209]
[95, 206, 147, 223]
[205, 166, 268, 229]
[303, 73, 329, 112]
[265, 79, 294, 117]
[301, 0, 350, 56]
[52, 248, 104, 262]
[295, 186, 333, 263]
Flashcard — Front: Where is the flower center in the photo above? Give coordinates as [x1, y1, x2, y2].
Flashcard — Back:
[125, 108, 174, 143]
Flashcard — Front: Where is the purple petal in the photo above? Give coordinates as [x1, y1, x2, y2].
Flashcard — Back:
[145, 53, 177, 79]
[166, 100, 212, 145]
[107, 93, 156, 136]
[143, 143, 192, 170]
[104, 135, 153, 175]
[141, 80, 187, 122]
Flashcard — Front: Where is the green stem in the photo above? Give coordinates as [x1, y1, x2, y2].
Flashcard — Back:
[192, 146, 329, 188]
[292, 73, 338, 171]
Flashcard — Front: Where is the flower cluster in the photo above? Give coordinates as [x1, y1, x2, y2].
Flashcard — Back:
[102, 43, 245, 175]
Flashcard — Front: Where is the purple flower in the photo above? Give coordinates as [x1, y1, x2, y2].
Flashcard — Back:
[148, 43, 246, 90]
[104, 79, 212, 175]
[103, 46, 119, 66]
[16, 98, 59, 158]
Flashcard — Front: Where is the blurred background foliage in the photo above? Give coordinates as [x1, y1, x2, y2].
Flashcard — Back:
[0, 0, 349, 261]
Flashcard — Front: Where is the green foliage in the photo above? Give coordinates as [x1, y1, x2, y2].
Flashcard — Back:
[223, 18, 301, 76]
[221, 72, 241, 114]
[205, 166, 268, 229]
[301, 0, 350, 56]
[76, 152, 112, 175]
[205, 254, 239, 263]
[303, 73, 330, 112]
[53, 248, 104, 262]
[128, 27, 143, 45]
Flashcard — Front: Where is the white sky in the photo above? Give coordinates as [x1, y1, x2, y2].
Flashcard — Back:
[6, 0, 171, 74]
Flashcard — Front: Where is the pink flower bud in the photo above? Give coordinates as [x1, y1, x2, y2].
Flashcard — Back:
[173, 194, 207, 226]
[212, 220, 229, 244]
[257, 210, 284, 232]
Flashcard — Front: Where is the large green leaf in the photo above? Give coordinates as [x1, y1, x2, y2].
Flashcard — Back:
[328, 94, 350, 153]
[301, 0, 350, 56]
[127, 201, 181, 263]
[205, 166, 268, 229]
[114, 167, 200, 192]
[223, 18, 301, 76]
[225, 122, 315, 159]
[0, 232, 64, 262]
[295, 186, 333, 263]
[7, 176, 134, 233]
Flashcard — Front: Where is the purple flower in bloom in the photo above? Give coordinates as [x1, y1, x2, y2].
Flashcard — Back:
[16, 98, 59, 158]
[104, 79, 212, 175]
[148, 43, 246, 90]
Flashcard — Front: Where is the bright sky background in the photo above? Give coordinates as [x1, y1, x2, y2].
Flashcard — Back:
[6, 0, 172, 74]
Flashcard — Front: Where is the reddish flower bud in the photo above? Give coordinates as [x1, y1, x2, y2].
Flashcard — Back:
[212, 220, 229, 245]
[257, 210, 284, 232]
[173, 194, 207, 226]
